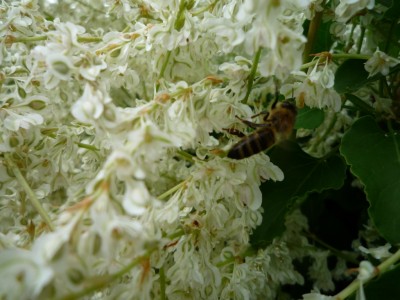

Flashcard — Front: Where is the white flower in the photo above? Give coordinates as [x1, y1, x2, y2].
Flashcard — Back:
[365, 49, 399, 77]
[0, 248, 53, 299]
[359, 243, 391, 260]
[335, 0, 375, 22]
[46, 53, 74, 80]
[51, 19, 86, 50]
[282, 60, 341, 111]
[308, 251, 334, 291]
[166, 99, 197, 147]
[148, 10, 199, 51]
[123, 180, 155, 216]
[357, 260, 375, 281]
[3, 111, 44, 131]
[71, 83, 112, 123]
[357, 261, 376, 300]
[302, 292, 334, 300]
[235, 0, 306, 79]
[79, 55, 107, 81]
[201, 12, 245, 53]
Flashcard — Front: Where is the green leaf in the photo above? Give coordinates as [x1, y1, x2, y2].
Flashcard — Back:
[368, 14, 400, 58]
[383, 0, 400, 20]
[345, 93, 375, 115]
[334, 59, 369, 93]
[251, 141, 346, 248]
[364, 265, 400, 300]
[334, 59, 400, 94]
[340, 116, 400, 243]
[294, 106, 325, 129]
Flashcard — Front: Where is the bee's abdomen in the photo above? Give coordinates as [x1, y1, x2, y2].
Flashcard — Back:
[227, 128, 276, 159]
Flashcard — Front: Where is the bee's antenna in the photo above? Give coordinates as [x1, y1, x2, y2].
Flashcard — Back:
[271, 81, 279, 109]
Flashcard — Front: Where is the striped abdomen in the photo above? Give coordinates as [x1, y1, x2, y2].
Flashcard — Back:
[227, 128, 276, 159]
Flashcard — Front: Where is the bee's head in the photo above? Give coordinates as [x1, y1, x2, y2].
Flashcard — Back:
[278, 100, 297, 115]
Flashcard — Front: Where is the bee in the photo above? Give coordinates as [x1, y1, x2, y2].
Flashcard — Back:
[226, 100, 297, 159]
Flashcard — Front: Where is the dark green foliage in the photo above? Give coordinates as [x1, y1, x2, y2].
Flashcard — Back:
[341, 116, 400, 244]
[251, 141, 346, 247]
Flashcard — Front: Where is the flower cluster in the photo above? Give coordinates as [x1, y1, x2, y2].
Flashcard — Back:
[0, 0, 399, 299]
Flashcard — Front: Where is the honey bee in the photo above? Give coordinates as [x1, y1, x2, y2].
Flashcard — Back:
[226, 100, 297, 159]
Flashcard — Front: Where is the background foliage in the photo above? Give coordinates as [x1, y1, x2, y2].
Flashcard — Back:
[0, 0, 399, 300]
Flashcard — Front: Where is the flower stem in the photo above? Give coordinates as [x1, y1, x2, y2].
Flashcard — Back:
[168, 229, 185, 240]
[74, 0, 106, 14]
[384, 19, 397, 53]
[159, 266, 166, 300]
[57, 250, 155, 300]
[346, 23, 356, 51]
[303, 7, 324, 63]
[175, 0, 188, 31]
[77, 36, 102, 43]
[300, 53, 370, 70]
[2, 34, 102, 44]
[335, 248, 400, 299]
[5, 154, 54, 231]
[242, 48, 262, 103]
[157, 177, 192, 201]
[309, 112, 337, 153]
[356, 26, 366, 54]
[75, 142, 99, 151]
[192, 0, 219, 16]
[331, 53, 370, 60]
[12, 35, 47, 43]
[176, 150, 194, 162]
[159, 50, 172, 81]
[305, 232, 359, 264]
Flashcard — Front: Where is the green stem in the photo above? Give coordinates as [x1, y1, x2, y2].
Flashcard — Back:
[174, 0, 188, 31]
[216, 256, 235, 267]
[57, 251, 155, 300]
[384, 19, 396, 53]
[176, 150, 194, 162]
[157, 177, 192, 201]
[2, 35, 102, 44]
[192, 0, 219, 16]
[216, 247, 255, 268]
[305, 232, 359, 264]
[379, 248, 400, 273]
[77, 36, 102, 43]
[141, 79, 149, 101]
[331, 53, 370, 60]
[75, 142, 99, 152]
[345, 23, 356, 52]
[159, 50, 172, 81]
[242, 48, 262, 103]
[303, 7, 324, 63]
[335, 248, 400, 300]
[13, 35, 47, 43]
[356, 26, 366, 54]
[74, 0, 106, 14]
[309, 113, 337, 153]
[5, 154, 54, 231]
[167, 229, 185, 240]
[159, 266, 166, 300]
[300, 60, 318, 70]
[300, 53, 370, 71]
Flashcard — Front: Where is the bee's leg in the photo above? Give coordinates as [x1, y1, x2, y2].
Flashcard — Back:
[235, 116, 271, 128]
[251, 111, 269, 119]
[223, 128, 246, 137]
